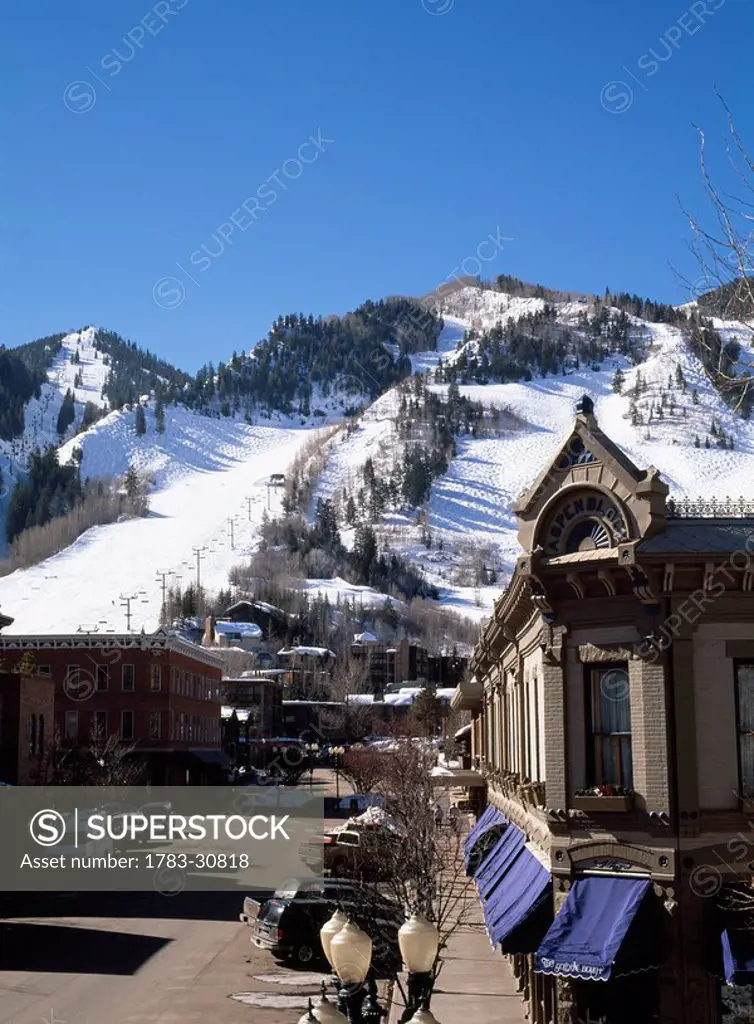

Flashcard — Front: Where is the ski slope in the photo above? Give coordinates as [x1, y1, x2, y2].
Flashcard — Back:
[0, 420, 317, 635]
[309, 287, 754, 619]
[0, 328, 108, 488]
[2, 287, 754, 633]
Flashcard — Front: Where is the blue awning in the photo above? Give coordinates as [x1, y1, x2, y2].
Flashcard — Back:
[475, 824, 526, 900]
[463, 807, 506, 869]
[722, 927, 754, 986]
[535, 876, 655, 982]
[485, 844, 551, 948]
[462, 805, 498, 854]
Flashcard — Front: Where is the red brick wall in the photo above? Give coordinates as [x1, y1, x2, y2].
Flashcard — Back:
[0, 672, 55, 784]
[0, 644, 222, 753]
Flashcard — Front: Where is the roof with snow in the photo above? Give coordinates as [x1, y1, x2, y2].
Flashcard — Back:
[353, 631, 379, 644]
[277, 646, 336, 658]
[215, 620, 263, 639]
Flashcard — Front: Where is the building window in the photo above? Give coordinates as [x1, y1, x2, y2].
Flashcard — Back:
[586, 665, 632, 788]
[65, 710, 79, 741]
[122, 664, 135, 691]
[149, 712, 161, 740]
[38, 664, 51, 677]
[121, 710, 134, 741]
[735, 662, 754, 798]
[29, 714, 37, 755]
[96, 665, 109, 691]
[93, 710, 107, 739]
[150, 665, 162, 692]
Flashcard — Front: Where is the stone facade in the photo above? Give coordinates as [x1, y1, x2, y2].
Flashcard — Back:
[454, 398, 754, 1024]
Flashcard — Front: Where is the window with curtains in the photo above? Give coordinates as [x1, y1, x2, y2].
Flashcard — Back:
[735, 662, 754, 798]
[586, 664, 632, 788]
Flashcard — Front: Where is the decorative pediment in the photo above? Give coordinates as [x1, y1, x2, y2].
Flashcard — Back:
[513, 395, 669, 555]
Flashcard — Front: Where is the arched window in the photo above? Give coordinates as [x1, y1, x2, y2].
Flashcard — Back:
[29, 714, 37, 756]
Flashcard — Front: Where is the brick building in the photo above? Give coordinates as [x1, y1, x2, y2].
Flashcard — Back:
[453, 397, 754, 1023]
[0, 668, 55, 784]
[0, 628, 226, 785]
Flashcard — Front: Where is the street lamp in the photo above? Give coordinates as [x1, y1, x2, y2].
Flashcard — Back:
[398, 914, 439, 1022]
[320, 911, 385, 1024]
[312, 983, 347, 1024]
[406, 1011, 441, 1024]
[305, 742, 319, 790]
[331, 745, 345, 803]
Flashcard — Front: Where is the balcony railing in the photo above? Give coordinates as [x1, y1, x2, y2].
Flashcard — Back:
[666, 496, 754, 518]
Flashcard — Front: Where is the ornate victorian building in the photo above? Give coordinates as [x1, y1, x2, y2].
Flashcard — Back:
[453, 397, 754, 1024]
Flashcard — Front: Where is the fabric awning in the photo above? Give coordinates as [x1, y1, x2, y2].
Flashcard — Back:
[462, 807, 506, 870]
[462, 805, 500, 855]
[535, 876, 656, 982]
[722, 927, 754, 985]
[485, 844, 551, 949]
[475, 824, 527, 900]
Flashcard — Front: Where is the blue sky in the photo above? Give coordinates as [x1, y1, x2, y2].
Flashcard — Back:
[1, 0, 752, 370]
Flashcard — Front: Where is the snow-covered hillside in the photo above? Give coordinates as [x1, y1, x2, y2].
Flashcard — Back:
[2, 285, 754, 634]
[0, 420, 318, 634]
[0, 328, 107, 488]
[309, 286, 754, 618]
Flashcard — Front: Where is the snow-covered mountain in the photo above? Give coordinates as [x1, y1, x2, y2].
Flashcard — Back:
[1, 282, 753, 635]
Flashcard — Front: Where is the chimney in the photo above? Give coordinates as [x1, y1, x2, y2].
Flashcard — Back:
[203, 614, 215, 647]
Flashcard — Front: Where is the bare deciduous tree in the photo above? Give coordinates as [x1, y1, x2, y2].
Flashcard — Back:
[337, 747, 388, 795]
[373, 745, 473, 997]
[680, 96, 754, 410]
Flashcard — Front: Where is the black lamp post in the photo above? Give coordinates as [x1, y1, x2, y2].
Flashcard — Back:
[331, 745, 345, 803]
[398, 914, 440, 1023]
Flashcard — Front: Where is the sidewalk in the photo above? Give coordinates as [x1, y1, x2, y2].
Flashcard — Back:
[388, 893, 528, 1024]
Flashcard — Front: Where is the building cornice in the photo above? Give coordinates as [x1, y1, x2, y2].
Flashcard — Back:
[0, 632, 224, 670]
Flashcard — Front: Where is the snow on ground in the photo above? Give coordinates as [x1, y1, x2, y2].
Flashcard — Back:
[0, 327, 108, 492]
[0, 423, 320, 635]
[4, 290, 754, 635]
[297, 576, 404, 610]
[306, 291, 754, 622]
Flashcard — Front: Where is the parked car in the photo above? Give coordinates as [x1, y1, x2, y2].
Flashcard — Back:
[242, 877, 402, 970]
[300, 825, 400, 881]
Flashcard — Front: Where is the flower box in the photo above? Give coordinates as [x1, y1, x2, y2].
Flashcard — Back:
[571, 794, 634, 813]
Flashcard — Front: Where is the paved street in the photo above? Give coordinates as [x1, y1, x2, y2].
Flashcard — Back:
[0, 787, 353, 1024]
[0, 889, 336, 1024]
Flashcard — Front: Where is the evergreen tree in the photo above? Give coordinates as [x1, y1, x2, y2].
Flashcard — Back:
[412, 680, 442, 737]
[135, 403, 146, 436]
[611, 367, 625, 393]
[56, 389, 76, 437]
[124, 465, 140, 500]
[155, 397, 165, 434]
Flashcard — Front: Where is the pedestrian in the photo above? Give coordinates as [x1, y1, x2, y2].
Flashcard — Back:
[447, 802, 460, 832]
[433, 803, 444, 827]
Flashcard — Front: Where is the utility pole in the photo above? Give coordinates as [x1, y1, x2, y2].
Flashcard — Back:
[155, 569, 173, 620]
[119, 591, 149, 631]
[191, 547, 207, 614]
[227, 517, 236, 550]
[245, 496, 253, 520]
[266, 482, 271, 510]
